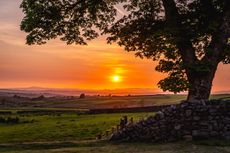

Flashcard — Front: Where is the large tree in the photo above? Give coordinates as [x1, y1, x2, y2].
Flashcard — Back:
[20, 0, 230, 102]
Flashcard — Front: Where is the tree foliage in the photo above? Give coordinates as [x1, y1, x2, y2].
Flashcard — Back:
[21, 0, 230, 95]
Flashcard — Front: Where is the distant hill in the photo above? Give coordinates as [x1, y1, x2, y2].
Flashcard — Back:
[0, 87, 161, 97]
[0, 87, 229, 98]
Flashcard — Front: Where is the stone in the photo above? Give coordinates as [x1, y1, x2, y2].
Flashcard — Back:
[192, 130, 209, 139]
[183, 135, 193, 141]
[193, 116, 200, 121]
[110, 100, 230, 142]
[185, 109, 192, 117]
[174, 125, 181, 130]
[210, 131, 218, 137]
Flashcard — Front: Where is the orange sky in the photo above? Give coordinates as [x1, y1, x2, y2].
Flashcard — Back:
[0, 1, 230, 93]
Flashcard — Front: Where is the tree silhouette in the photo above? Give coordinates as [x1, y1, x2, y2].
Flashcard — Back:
[20, 0, 230, 102]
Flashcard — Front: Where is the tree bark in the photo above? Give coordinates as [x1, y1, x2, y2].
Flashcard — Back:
[186, 63, 219, 102]
[187, 76, 212, 102]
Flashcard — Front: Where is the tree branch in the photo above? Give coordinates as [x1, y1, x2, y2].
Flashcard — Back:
[162, 0, 179, 25]
[162, 0, 197, 71]
[203, 0, 230, 63]
[221, 0, 230, 37]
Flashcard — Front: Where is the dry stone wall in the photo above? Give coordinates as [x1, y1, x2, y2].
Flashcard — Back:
[110, 100, 230, 142]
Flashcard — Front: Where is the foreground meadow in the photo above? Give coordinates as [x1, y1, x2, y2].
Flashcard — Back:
[0, 111, 154, 143]
[1, 94, 230, 152]
[0, 111, 230, 153]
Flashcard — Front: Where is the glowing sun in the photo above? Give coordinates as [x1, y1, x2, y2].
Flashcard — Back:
[112, 75, 121, 82]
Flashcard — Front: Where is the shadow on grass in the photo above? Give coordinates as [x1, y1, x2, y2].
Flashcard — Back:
[1, 139, 230, 152]
[194, 139, 230, 147]
[0, 140, 106, 152]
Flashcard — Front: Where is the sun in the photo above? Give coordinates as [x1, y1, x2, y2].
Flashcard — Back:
[112, 75, 121, 82]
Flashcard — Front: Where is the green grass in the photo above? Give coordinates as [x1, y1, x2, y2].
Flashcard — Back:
[0, 112, 153, 143]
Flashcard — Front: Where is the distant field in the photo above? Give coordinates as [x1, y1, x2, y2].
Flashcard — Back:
[1, 94, 230, 110]
[210, 94, 230, 100]
[27, 94, 230, 109]
[47, 94, 186, 109]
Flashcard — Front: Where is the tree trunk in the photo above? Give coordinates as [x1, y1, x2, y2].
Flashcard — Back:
[185, 0, 230, 102]
[186, 63, 219, 102]
[187, 76, 212, 102]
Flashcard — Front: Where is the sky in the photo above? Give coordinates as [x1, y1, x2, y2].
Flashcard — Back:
[0, 1, 230, 93]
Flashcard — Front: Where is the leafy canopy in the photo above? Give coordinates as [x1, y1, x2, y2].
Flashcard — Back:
[21, 0, 230, 93]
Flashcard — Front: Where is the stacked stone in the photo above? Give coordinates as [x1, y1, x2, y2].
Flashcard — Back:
[110, 100, 230, 142]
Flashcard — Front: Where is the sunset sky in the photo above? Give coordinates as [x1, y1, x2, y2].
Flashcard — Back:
[0, 1, 230, 93]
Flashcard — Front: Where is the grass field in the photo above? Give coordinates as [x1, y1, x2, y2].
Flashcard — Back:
[1, 94, 230, 153]
[0, 111, 153, 143]
[0, 111, 230, 153]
